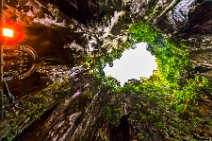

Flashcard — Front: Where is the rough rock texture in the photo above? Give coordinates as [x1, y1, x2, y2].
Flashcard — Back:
[0, 0, 211, 141]
[186, 34, 212, 80]
[14, 67, 112, 141]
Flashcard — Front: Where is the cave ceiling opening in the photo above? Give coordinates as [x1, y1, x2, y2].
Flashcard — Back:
[103, 42, 157, 86]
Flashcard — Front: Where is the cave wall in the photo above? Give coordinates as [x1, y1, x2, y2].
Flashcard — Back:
[0, 0, 211, 141]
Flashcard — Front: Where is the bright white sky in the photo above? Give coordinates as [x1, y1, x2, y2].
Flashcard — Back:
[104, 42, 157, 85]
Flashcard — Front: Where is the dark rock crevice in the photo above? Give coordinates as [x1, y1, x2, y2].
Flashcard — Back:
[47, 0, 98, 24]
[182, 1, 212, 34]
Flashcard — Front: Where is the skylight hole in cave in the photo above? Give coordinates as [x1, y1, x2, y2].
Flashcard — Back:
[103, 42, 157, 86]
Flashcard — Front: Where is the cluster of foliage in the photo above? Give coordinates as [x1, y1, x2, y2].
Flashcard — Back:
[128, 21, 210, 112]
[87, 20, 210, 113]
[83, 38, 133, 78]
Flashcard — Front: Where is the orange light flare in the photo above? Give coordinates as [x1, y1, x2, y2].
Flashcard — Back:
[0, 20, 25, 45]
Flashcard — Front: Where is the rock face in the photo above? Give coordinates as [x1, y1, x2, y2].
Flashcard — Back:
[0, 0, 211, 141]
[14, 67, 112, 141]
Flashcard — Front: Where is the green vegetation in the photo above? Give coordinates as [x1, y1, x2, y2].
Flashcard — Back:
[3, 78, 71, 141]
[87, 20, 210, 113]
[89, 20, 209, 112]
[94, 21, 211, 140]
[126, 21, 210, 112]
[80, 20, 211, 140]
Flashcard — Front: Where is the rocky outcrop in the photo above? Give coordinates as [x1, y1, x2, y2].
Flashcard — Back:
[186, 34, 212, 80]
[183, 1, 212, 34]
[14, 67, 112, 141]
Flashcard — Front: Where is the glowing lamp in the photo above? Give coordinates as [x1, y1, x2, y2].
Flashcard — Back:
[3, 28, 14, 38]
[0, 19, 24, 44]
